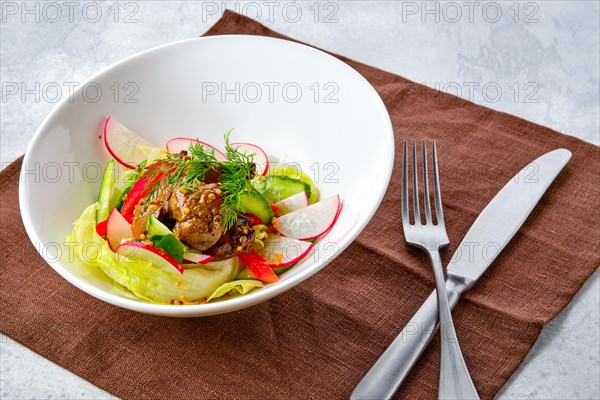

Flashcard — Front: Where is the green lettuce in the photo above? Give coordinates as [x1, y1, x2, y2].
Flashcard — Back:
[66, 202, 104, 266]
[66, 203, 241, 304]
[207, 280, 264, 302]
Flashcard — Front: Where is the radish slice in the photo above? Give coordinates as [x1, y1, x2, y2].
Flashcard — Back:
[230, 142, 269, 176]
[275, 195, 341, 240]
[183, 251, 214, 264]
[166, 137, 227, 161]
[260, 236, 313, 266]
[106, 209, 133, 251]
[103, 116, 154, 169]
[274, 192, 309, 215]
[117, 241, 184, 274]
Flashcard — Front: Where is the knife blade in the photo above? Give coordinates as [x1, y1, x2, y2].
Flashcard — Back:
[446, 148, 572, 286]
[351, 148, 572, 400]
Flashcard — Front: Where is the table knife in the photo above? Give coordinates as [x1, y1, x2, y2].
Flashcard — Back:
[351, 148, 572, 400]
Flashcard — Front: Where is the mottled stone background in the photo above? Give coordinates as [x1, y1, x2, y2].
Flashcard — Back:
[1, 1, 598, 399]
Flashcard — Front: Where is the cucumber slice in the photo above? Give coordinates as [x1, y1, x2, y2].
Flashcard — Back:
[253, 175, 311, 203]
[235, 267, 254, 280]
[235, 187, 274, 224]
[235, 265, 292, 280]
[147, 215, 185, 263]
[96, 159, 115, 223]
[150, 235, 184, 263]
[269, 165, 319, 204]
[114, 180, 135, 211]
[147, 215, 172, 236]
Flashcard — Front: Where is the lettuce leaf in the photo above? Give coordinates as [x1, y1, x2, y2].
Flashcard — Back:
[65, 203, 104, 266]
[207, 280, 264, 302]
[66, 203, 241, 304]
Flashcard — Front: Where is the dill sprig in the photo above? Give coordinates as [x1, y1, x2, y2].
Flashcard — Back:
[140, 131, 255, 230]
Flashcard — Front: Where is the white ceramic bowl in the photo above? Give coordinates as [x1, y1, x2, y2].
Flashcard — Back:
[19, 35, 394, 317]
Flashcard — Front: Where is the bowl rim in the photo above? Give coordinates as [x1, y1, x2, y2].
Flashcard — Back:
[19, 34, 395, 317]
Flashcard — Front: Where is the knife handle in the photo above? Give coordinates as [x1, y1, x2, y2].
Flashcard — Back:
[351, 276, 469, 400]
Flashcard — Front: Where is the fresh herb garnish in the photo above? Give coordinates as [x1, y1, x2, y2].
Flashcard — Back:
[140, 131, 254, 230]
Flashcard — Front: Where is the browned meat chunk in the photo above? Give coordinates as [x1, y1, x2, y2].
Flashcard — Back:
[169, 184, 225, 251]
[132, 188, 171, 234]
[207, 216, 255, 260]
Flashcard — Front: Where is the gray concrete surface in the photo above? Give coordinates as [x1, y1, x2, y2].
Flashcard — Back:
[1, 1, 598, 399]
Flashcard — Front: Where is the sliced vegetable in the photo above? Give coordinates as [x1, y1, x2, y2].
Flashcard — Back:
[230, 142, 269, 176]
[103, 116, 154, 169]
[274, 191, 309, 215]
[166, 137, 227, 161]
[236, 264, 293, 279]
[96, 159, 115, 223]
[207, 279, 264, 302]
[183, 250, 214, 264]
[253, 175, 310, 204]
[270, 165, 319, 204]
[151, 235, 184, 263]
[275, 195, 340, 240]
[95, 219, 108, 237]
[106, 208, 133, 250]
[238, 252, 279, 283]
[146, 216, 185, 263]
[235, 187, 274, 225]
[259, 235, 313, 266]
[272, 265, 293, 275]
[114, 171, 140, 211]
[117, 241, 184, 274]
[120, 170, 165, 223]
[146, 215, 172, 236]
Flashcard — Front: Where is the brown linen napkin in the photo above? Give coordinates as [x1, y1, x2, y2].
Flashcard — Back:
[1, 10, 599, 400]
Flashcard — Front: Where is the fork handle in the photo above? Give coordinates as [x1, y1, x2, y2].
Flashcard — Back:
[350, 276, 468, 400]
[429, 253, 480, 400]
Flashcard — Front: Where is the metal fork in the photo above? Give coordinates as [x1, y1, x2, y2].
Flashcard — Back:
[402, 140, 479, 400]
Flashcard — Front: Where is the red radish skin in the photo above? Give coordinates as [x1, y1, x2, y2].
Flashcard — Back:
[103, 116, 153, 169]
[275, 195, 341, 240]
[183, 251, 214, 264]
[238, 252, 279, 283]
[260, 236, 313, 267]
[166, 137, 227, 161]
[117, 241, 184, 274]
[230, 142, 269, 176]
[106, 209, 133, 251]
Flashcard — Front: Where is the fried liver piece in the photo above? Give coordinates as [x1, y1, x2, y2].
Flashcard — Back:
[206, 216, 256, 260]
[131, 189, 171, 235]
[169, 184, 225, 251]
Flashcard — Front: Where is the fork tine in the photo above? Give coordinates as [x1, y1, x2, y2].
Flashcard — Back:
[432, 140, 444, 225]
[421, 140, 432, 224]
[401, 140, 409, 226]
[411, 141, 420, 225]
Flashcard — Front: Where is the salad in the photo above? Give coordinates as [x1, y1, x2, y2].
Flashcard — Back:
[66, 117, 341, 304]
